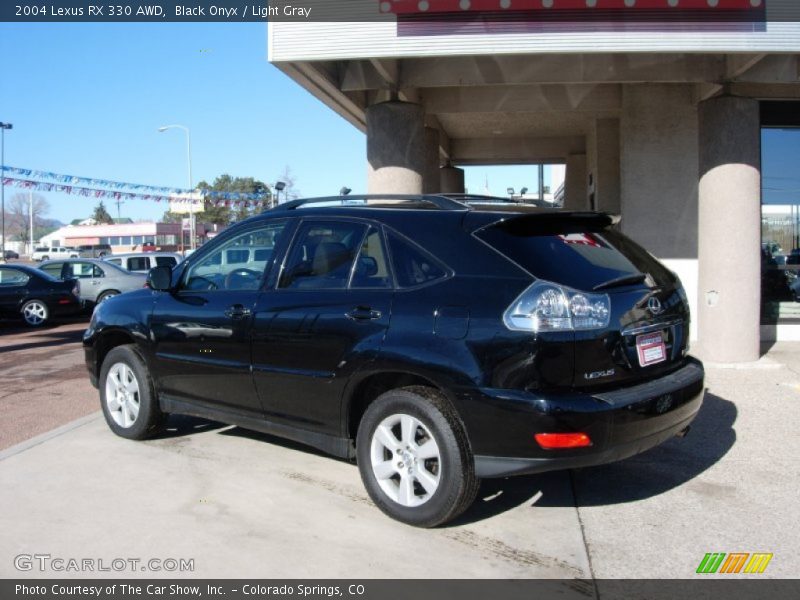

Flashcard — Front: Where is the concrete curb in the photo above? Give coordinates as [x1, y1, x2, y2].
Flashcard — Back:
[0, 412, 102, 461]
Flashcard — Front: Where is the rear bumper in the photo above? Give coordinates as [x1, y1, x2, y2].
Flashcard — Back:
[461, 358, 704, 478]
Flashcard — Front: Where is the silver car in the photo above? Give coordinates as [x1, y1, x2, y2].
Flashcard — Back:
[103, 252, 182, 273]
[38, 258, 146, 305]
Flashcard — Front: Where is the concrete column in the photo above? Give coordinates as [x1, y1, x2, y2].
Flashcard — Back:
[423, 127, 441, 193]
[620, 84, 700, 341]
[367, 101, 425, 194]
[440, 165, 465, 194]
[563, 153, 587, 210]
[697, 96, 761, 363]
[593, 118, 621, 213]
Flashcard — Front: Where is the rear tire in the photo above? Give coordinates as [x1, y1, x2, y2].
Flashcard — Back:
[97, 290, 120, 303]
[21, 299, 49, 327]
[99, 345, 165, 440]
[356, 386, 479, 527]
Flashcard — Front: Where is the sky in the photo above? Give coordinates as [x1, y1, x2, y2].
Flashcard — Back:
[0, 22, 556, 226]
[762, 128, 800, 205]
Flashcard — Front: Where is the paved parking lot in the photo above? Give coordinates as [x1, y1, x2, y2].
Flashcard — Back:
[1, 320, 798, 579]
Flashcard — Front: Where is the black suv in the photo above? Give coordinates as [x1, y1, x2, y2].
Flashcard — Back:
[84, 195, 704, 527]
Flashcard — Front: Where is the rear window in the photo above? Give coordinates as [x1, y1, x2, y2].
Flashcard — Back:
[475, 217, 675, 290]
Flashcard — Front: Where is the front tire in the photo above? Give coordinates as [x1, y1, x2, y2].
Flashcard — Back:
[21, 299, 49, 327]
[356, 386, 479, 527]
[99, 345, 165, 440]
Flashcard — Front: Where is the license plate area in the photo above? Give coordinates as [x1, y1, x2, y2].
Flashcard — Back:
[636, 332, 667, 367]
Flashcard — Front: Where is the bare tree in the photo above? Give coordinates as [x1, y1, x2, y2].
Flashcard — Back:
[7, 193, 50, 246]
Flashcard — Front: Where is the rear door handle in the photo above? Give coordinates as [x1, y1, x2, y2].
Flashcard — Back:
[224, 304, 252, 319]
[346, 306, 382, 321]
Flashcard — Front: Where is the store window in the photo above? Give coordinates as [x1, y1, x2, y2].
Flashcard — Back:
[761, 103, 800, 325]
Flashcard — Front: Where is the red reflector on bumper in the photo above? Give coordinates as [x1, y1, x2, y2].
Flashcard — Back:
[58, 299, 71, 304]
[535, 432, 592, 449]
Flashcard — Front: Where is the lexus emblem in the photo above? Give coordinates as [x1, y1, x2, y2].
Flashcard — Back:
[647, 297, 663, 315]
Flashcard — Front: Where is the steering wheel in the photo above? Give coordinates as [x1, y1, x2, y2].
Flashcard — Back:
[225, 268, 261, 290]
[186, 276, 218, 291]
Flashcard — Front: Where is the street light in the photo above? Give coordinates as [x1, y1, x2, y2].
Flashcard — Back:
[0, 122, 12, 263]
[274, 181, 286, 206]
[158, 124, 195, 251]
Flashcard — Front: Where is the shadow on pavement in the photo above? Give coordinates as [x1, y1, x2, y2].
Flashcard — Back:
[159, 414, 228, 438]
[452, 391, 736, 523]
[156, 391, 736, 526]
[0, 327, 87, 352]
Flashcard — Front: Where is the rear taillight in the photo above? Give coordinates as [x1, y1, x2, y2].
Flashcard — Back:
[535, 433, 592, 449]
[503, 280, 610, 333]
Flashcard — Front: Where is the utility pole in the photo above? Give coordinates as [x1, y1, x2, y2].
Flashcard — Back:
[29, 190, 34, 255]
[0, 122, 13, 263]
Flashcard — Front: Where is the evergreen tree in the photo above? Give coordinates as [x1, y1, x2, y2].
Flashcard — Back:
[92, 201, 115, 224]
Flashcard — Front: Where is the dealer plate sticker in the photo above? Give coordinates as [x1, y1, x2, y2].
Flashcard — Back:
[636, 332, 667, 367]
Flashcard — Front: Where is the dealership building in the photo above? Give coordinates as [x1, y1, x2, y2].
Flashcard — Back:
[269, 0, 800, 363]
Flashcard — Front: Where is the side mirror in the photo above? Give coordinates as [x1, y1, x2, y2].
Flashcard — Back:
[147, 266, 173, 291]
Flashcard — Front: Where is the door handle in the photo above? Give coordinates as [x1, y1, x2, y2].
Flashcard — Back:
[346, 306, 382, 321]
[224, 304, 252, 319]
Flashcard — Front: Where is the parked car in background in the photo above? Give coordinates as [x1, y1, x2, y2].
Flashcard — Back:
[0, 264, 80, 326]
[84, 194, 704, 527]
[38, 258, 145, 306]
[104, 252, 182, 273]
[76, 244, 113, 258]
[3, 250, 20, 260]
[31, 246, 79, 261]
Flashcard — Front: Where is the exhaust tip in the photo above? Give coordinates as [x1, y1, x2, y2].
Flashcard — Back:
[675, 425, 691, 438]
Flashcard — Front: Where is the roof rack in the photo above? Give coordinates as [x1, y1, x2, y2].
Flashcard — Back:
[272, 194, 470, 212]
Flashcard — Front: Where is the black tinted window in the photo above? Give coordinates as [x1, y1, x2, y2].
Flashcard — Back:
[0, 268, 29, 286]
[388, 231, 448, 288]
[155, 256, 177, 268]
[280, 221, 367, 290]
[127, 257, 149, 272]
[40, 263, 63, 278]
[476, 218, 675, 290]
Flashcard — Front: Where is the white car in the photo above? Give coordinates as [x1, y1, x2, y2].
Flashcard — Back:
[31, 246, 78, 261]
[103, 252, 182, 273]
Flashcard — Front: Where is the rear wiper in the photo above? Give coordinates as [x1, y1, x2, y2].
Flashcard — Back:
[593, 273, 647, 291]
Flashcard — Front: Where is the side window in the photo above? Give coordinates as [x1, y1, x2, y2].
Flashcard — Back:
[127, 257, 149, 272]
[92, 265, 105, 278]
[183, 220, 286, 292]
[155, 256, 177, 268]
[280, 221, 367, 290]
[66, 263, 96, 279]
[40, 263, 63, 279]
[0, 268, 29, 286]
[388, 231, 448, 288]
[351, 227, 392, 289]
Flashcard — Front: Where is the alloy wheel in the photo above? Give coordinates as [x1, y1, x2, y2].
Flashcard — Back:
[105, 362, 141, 428]
[370, 413, 441, 507]
[22, 301, 47, 326]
